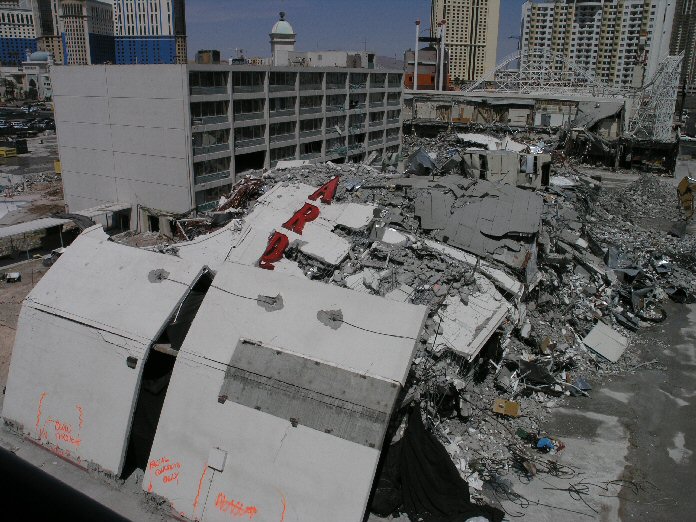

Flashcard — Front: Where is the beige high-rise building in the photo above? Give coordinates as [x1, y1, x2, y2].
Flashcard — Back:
[520, 1, 676, 89]
[431, 0, 500, 84]
[671, 0, 696, 92]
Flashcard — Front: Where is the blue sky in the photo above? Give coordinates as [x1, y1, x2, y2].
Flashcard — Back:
[187, 0, 527, 63]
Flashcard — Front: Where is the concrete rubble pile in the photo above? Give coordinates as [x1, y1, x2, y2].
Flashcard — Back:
[0, 171, 61, 196]
[123, 132, 694, 515]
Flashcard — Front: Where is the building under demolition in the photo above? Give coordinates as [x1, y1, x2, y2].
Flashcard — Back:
[1, 179, 429, 522]
[404, 46, 683, 172]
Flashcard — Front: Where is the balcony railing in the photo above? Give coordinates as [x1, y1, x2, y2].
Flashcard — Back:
[196, 200, 218, 212]
[269, 84, 296, 92]
[300, 129, 322, 139]
[300, 83, 322, 91]
[191, 86, 227, 95]
[193, 143, 230, 157]
[349, 83, 367, 90]
[349, 103, 366, 110]
[194, 170, 231, 186]
[300, 152, 322, 160]
[369, 120, 383, 128]
[326, 83, 346, 90]
[325, 105, 345, 113]
[270, 133, 296, 143]
[232, 85, 264, 93]
[369, 101, 385, 108]
[192, 115, 228, 126]
[299, 106, 322, 115]
[386, 100, 401, 107]
[386, 118, 400, 125]
[234, 111, 264, 121]
[269, 109, 296, 118]
[235, 137, 265, 148]
[368, 139, 383, 146]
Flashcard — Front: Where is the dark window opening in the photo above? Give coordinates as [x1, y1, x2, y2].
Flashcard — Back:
[148, 215, 159, 232]
[235, 151, 266, 172]
[541, 161, 551, 186]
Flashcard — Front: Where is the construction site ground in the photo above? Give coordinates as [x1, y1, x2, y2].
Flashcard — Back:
[0, 133, 63, 227]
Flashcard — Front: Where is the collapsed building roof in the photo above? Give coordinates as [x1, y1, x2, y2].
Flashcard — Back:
[572, 100, 624, 129]
[148, 262, 426, 521]
[415, 178, 543, 277]
[174, 181, 376, 273]
[2, 216, 427, 522]
[2, 230, 208, 475]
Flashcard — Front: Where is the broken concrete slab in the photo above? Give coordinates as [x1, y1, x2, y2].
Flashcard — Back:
[372, 224, 411, 246]
[456, 133, 502, 150]
[583, 321, 629, 363]
[433, 275, 510, 361]
[408, 147, 436, 176]
[147, 262, 427, 522]
[2, 233, 207, 476]
[384, 284, 414, 303]
[431, 179, 543, 272]
[414, 191, 455, 230]
[424, 240, 524, 298]
[439, 152, 463, 174]
[174, 181, 376, 271]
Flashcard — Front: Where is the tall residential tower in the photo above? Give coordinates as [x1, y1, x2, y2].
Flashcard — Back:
[671, 0, 696, 92]
[0, 0, 37, 65]
[30, 0, 114, 65]
[112, 0, 187, 64]
[430, 0, 500, 84]
[60, 0, 114, 65]
[520, 0, 676, 89]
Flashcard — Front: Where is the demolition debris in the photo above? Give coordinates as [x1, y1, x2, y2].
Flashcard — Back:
[9, 125, 691, 520]
[111, 129, 696, 518]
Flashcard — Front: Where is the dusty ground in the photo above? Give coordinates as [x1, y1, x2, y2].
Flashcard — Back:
[0, 259, 47, 409]
[0, 133, 63, 226]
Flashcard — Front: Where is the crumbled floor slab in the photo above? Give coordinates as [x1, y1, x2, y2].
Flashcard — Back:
[583, 321, 629, 363]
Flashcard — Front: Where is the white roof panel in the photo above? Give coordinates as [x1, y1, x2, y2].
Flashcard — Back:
[0, 217, 71, 239]
[26, 232, 205, 345]
[147, 262, 427, 521]
[175, 181, 377, 270]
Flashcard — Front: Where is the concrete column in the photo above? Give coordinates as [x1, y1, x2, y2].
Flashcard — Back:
[438, 23, 446, 91]
[414, 20, 421, 91]
[321, 72, 327, 161]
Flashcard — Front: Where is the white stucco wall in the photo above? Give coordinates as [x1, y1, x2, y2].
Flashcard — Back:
[51, 65, 193, 215]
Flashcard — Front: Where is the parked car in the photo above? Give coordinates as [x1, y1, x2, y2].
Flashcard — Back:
[42, 247, 66, 267]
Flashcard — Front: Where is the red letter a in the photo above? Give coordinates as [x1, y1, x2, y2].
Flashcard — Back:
[308, 176, 340, 204]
